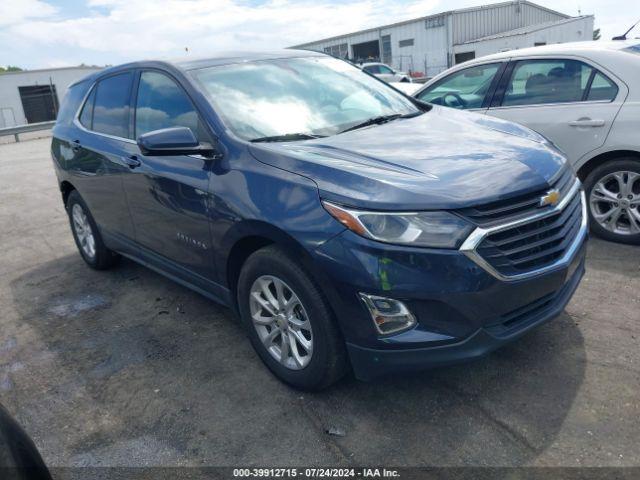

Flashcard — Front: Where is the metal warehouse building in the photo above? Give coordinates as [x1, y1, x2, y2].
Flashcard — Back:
[0, 66, 101, 128]
[291, 1, 594, 78]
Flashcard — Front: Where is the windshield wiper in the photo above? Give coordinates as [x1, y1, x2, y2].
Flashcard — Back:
[250, 133, 327, 143]
[338, 113, 413, 134]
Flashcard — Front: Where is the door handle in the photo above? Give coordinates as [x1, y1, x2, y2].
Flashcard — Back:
[123, 155, 141, 169]
[568, 118, 605, 128]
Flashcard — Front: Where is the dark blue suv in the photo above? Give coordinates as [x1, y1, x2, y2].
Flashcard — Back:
[51, 50, 587, 389]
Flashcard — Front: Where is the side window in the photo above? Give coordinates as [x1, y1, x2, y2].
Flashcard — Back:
[416, 63, 501, 109]
[587, 72, 618, 101]
[364, 65, 380, 74]
[135, 71, 201, 141]
[78, 87, 96, 129]
[502, 59, 592, 107]
[92, 72, 133, 138]
[379, 65, 394, 74]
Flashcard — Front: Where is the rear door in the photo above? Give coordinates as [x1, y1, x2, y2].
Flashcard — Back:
[486, 57, 626, 163]
[122, 69, 215, 281]
[68, 71, 137, 242]
[415, 62, 506, 112]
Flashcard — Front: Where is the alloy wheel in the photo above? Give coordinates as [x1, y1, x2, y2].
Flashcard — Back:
[71, 203, 96, 259]
[249, 275, 313, 370]
[589, 171, 640, 235]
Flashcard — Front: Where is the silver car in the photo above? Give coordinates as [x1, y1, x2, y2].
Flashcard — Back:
[413, 41, 640, 245]
[361, 62, 412, 83]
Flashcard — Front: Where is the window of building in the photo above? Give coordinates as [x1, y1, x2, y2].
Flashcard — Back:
[135, 71, 202, 140]
[324, 43, 348, 59]
[399, 39, 414, 48]
[381, 35, 392, 65]
[92, 72, 133, 138]
[425, 16, 444, 28]
[454, 51, 476, 64]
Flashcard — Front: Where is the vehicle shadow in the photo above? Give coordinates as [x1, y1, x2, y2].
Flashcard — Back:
[7, 254, 586, 467]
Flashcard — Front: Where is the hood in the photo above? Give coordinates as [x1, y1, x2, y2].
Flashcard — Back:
[249, 106, 568, 211]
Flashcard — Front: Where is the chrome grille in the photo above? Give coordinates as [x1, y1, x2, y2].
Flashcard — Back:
[476, 192, 582, 275]
[459, 167, 575, 226]
[460, 179, 587, 281]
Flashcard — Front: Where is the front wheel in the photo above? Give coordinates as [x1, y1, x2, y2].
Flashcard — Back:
[584, 159, 640, 245]
[237, 246, 348, 390]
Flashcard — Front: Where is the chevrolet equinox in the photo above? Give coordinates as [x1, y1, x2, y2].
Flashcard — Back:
[51, 51, 588, 389]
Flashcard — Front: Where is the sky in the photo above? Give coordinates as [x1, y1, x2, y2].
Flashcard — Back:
[1, 0, 639, 69]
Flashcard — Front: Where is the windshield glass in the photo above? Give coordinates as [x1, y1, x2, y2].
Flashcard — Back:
[190, 56, 420, 140]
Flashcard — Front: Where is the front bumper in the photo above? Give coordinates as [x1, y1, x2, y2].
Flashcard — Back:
[346, 253, 584, 380]
[312, 209, 587, 381]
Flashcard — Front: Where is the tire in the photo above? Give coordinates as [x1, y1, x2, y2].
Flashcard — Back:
[66, 190, 120, 269]
[583, 158, 640, 245]
[237, 245, 349, 390]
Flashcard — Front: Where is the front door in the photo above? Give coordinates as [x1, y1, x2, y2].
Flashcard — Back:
[487, 58, 625, 163]
[122, 70, 215, 281]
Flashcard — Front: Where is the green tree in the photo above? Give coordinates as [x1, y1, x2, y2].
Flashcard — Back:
[593, 28, 601, 41]
[0, 66, 23, 74]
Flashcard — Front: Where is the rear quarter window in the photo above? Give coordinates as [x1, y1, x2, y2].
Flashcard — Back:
[55, 81, 91, 127]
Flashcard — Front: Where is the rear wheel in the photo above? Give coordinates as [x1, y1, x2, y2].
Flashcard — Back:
[67, 190, 120, 269]
[237, 246, 348, 390]
[584, 159, 640, 245]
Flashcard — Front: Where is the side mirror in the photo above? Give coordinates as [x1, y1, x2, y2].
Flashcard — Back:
[137, 127, 218, 158]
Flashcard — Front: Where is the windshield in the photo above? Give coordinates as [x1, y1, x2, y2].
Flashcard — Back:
[190, 56, 420, 141]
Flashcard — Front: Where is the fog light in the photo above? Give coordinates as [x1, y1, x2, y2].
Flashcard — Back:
[359, 293, 416, 335]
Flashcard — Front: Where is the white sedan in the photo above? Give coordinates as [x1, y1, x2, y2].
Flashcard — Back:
[360, 62, 412, 83]
[413, 41, 640, 245]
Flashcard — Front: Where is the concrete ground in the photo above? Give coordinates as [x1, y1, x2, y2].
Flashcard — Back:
[0, 138, 638, 470]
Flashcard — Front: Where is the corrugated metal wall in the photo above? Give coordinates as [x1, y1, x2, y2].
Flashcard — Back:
[452, 16, 594, 57]
[293, 2, 574, 77]
[451, 2, 566, 45]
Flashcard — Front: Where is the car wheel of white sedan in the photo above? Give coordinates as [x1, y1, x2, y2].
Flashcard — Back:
[584, 159, 640, 245]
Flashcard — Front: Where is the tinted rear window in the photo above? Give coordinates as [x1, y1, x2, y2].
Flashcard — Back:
[92, 72, 133, 138]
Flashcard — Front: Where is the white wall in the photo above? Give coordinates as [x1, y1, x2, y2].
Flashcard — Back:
[452, 16, 594, 59]
[0, 67, 101, 127]
[291, 3, 584, 78]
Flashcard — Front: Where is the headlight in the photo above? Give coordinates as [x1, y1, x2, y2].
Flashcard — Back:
[322, 200, 473, 249]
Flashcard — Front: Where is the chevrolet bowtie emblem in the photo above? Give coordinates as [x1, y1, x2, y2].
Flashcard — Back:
[540, 189, 561, 207]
